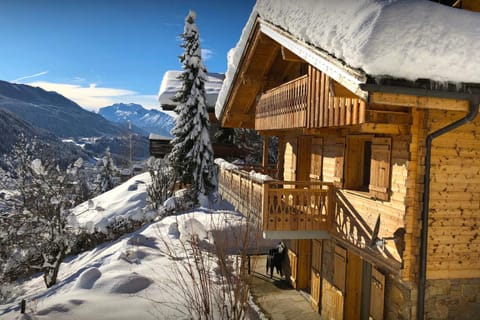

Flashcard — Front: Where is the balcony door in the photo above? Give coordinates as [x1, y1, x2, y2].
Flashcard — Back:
[283, 136, 311, 182]
[284, 138, 297, 182]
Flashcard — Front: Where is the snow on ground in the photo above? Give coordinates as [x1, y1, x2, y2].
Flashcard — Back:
[0, 173, 275, 319]
[72, 172, 154, 233]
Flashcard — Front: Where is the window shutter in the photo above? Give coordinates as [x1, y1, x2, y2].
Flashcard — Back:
[333, 245, 347, 293]
[310, 138, 323, 180]
[369, 267, 385, 320]
[369, 137, 391, 201]
[334, 137, 345, 187]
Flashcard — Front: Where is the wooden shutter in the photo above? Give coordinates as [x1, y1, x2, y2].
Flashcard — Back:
[369, 267, 385, 320]
[310, 138, 323, 180]
[369, 137, 391, 201]
[310, 240, 323, 312]
[334, 137, 345, 187]
[333, 245, 347, 293]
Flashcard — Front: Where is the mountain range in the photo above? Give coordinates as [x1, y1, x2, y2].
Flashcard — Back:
[99, 103, 174, 137]
[0, 80, 125, 138]
[0, 107, 89, 166]
[0, 81, 163, 164]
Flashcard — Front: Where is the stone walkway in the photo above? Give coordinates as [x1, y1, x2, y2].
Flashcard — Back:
[248, 255, 323, 320]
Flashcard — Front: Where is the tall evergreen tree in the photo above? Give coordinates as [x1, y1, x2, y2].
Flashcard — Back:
[168, 10, 216, 197]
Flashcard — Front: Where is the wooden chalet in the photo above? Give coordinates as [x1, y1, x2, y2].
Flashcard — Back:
[149, 133, 172, 158]
[156, 71, 247, 160]
[215, 1, 480, 319]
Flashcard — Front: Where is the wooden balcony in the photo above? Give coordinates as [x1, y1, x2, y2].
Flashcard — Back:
[256, 75, 308, 130]
[218, 165, 334, 239]
[254, 67, 366, 131]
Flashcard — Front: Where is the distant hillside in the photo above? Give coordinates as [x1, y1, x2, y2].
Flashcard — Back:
[99, 103, 174, 137]
[0, 107, 89, 165]
[0, 80, 125, 138]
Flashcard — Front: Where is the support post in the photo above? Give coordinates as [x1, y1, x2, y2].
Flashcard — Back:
[262, 136, 269, 169]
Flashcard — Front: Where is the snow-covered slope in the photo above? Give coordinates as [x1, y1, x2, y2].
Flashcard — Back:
[0, 173, 275, 319]
[72, 172, 152, 233]
[99, 103, 174, 137]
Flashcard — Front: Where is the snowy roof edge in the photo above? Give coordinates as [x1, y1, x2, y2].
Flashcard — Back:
[215, 0, 480, 120]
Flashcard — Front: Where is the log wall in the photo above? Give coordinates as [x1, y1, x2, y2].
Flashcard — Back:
[322, 133, 408, 260]
[426, 109, 480, 279]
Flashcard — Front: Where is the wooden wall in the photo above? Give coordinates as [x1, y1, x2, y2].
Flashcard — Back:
[426, 109, 480, 279]
[322, 132, 408, 262]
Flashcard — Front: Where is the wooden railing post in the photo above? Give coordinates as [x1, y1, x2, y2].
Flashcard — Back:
[327, 184, 335, 232]
[262, 183, 270, 231]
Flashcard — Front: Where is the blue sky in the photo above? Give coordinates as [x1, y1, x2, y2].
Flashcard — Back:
[0, 0, 255, 111]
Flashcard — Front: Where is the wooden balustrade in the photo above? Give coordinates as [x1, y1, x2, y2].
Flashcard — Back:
[254, 67, 366, 130]
[218, 165, 334, 233]
[255, 75, 308, 130]
[262, 181, 333, 232]
[307, 66, 366, 128]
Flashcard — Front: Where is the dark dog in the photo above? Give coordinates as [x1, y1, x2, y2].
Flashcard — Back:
[266, 242, 285, 278]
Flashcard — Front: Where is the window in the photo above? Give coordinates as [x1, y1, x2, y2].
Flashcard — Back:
[335, 135, 392, 200]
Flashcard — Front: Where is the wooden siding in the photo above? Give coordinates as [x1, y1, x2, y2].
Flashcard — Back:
[307, 66, 366, 128]
[403, 108, 427, 282]
[426, 109, 480, 279]
[322, 134, 408, 264]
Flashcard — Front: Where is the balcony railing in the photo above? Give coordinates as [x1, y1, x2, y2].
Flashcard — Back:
[255, 75, 308, 130]
[254, 68, 366, 131]
[218, 165, 334, 235]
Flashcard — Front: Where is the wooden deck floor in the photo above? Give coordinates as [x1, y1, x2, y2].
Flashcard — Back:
[248, 255, 323, 320]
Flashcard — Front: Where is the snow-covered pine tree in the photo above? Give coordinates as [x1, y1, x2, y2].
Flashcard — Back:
[95, 147, 117, 194]
[168, 10, 216, 198]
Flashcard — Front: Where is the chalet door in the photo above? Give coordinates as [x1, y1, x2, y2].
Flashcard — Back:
[369, 267, 385, 320]
[296, 136, 312, 182]
[310, 239, 323, 312]
[345, 251, 362, 320]
[297, 239, 311, 290]
[284, 138, 297, 182]
[288, 239, 299, 288]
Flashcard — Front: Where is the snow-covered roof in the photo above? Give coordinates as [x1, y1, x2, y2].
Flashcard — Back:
[148, 133, 171, 140]
[216, 0, 480, 118]
[158, 70, 225, 110]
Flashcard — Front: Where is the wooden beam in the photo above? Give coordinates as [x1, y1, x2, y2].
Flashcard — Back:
[369, 92, 469, 111]
[262, 136, 269, 167]
[355, 123, 409, 135]
[225, 112, 252, 123]
[302, 128, 342, 136]
[281, 46, 303, 62]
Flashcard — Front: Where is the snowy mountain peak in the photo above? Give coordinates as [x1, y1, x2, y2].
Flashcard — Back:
[99, 103, 174, 137]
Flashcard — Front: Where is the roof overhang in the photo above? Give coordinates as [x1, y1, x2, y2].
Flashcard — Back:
[218, 18, 369, 129]
[361, 83, 480, 112]
[259, 21, 368, 100]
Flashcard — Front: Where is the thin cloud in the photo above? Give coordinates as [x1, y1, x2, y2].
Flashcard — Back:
[26, 81, 157, 112]
[202, 49, 213, 61]
[12, 70, 49, 82]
